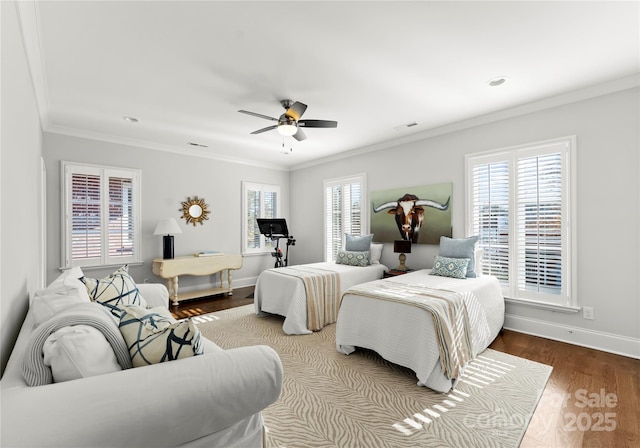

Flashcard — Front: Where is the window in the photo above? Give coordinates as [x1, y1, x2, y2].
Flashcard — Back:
[242, 182, 281, 254]
[324, 174, 367, 262]
[62, 162, 141, 268]
[466, 137, 576, 308]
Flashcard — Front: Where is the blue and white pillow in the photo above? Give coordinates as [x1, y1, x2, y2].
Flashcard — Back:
[336, 249, 371, 267]
[119, 305, 203, 368]
[430, 256, 470, 279]
[81, 266, 147, 318]
[439, 236, 479, 278]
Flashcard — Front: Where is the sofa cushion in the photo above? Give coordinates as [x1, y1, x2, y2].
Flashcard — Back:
[119, 305, 203, 367]
[31, 267, 91, 324]
[81, 266, 147, 318]
[43, 325, 122, 383]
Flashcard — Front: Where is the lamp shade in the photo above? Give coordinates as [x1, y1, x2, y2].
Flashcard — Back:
[393, 240, 412, 254]
[154, 218, 182, 236]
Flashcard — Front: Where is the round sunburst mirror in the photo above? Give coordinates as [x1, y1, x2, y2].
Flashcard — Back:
[180, 196, 210, 226]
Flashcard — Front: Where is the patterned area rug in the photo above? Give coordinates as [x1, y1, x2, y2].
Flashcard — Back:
[196, 305, 552, 448]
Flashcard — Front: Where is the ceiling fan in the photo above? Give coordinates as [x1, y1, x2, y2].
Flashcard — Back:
[238, 100, 337, 142]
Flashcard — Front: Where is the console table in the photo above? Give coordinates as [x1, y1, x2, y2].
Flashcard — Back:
[152, 254, 243, 306]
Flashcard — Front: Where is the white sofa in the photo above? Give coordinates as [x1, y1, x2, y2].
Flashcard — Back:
[1, 272, 283, 448]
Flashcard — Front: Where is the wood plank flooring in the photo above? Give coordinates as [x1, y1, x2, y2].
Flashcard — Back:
[174, 288, 640, 448]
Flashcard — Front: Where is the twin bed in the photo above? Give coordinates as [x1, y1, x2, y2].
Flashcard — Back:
[254, 252, 504, 393]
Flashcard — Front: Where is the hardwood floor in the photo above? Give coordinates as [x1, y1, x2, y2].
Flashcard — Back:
[175, 287, 640, 448]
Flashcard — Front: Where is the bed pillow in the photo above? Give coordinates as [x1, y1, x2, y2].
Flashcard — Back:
[43, 325, 123, 383]
[336, 249, 371, 267]
[370, 243, 384, 264]
[345, 234, 373, 251]
[81, 266, 147, 319]
[439, 236, 479, 278]
[431, 256, 470, 279]
[119, 305, 203, 367]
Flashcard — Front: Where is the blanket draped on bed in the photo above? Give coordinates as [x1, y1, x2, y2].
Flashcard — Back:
[342, 281, 473, 379]
[273, 266, 341, 331]
[22, 302, 133, 386]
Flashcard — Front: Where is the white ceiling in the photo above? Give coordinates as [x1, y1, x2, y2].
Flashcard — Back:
[17, 1, 640, 169]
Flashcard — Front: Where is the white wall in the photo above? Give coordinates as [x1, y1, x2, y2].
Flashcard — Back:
[43, 133, 290, 292]
[1, 1, 44, 374]
[290, 87, 640, 358]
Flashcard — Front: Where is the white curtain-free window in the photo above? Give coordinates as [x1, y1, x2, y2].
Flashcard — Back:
[466, 137, 576, 308]
[62, 162, 141, 268]
[242, 182, 280, 254]
[324, 174, 367, 262]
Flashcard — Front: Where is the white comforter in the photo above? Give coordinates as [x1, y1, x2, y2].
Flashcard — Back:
[254, 262, 387, 334]
[336, 269, 504, 392]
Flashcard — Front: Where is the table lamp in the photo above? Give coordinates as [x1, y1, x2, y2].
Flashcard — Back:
[154, 218, 182, 259]
[393, 240, 412, 271]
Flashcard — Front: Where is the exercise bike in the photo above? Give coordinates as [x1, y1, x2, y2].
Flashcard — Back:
[257, 218, 296, 268]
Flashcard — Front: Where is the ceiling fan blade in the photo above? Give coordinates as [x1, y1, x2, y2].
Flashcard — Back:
[250, 125, 278, 135]
[238, 110, 278, 122]
[285, 102, 308, 121]
[298, 119, 338, 128]
[293, 128, 307, 141]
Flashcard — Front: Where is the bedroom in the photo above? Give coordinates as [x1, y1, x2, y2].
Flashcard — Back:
[2, 0, 639, 446]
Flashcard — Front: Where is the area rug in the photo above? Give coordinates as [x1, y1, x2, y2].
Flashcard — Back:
[196, 305, 552, 448]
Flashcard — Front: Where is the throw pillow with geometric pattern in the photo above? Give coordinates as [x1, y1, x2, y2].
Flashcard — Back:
[119, 305, 203, 367]
[430, 256, 470, 279]
[335, 249, 371, 267]
[81, 265, 147, 319]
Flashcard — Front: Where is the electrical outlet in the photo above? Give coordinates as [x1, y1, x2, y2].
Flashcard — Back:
[583, 307, 594, 320]
[143, 278, 150, 284]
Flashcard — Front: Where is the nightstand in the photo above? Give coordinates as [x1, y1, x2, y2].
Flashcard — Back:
[383, 269, 413, 278]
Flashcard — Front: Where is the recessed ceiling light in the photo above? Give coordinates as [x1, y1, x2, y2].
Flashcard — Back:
[123, 116, 139, 123]
[487, 77, 507, 87]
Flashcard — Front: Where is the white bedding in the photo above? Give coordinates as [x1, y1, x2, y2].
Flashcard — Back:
[254, 262, 387, 334]
[335, 269, 504, 392]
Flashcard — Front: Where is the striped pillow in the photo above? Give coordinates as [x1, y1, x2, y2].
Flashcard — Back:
[119, 305, 203, 367]
[81, 266, 147, 318]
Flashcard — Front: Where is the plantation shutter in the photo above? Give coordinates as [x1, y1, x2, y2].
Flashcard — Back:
[516, 152, 564, 297]
[242, 182, 280, 254]
[324, 175, 366, 262]
[63, 163, 140, 268]
[246, 188, 261, 250]
[471, 160, 510, 285]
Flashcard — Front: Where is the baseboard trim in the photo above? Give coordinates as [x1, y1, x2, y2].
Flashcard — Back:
[504, 313, 640, 360]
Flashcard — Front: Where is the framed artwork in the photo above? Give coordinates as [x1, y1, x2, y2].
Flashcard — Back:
[370, 182, 452, 244]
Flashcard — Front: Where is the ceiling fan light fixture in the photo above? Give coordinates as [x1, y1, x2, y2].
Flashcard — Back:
[277, 123, 298, 136]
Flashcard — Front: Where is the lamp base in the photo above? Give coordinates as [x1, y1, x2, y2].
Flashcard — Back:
[162, 235, 174, 259]
[395, 253, 409, 271]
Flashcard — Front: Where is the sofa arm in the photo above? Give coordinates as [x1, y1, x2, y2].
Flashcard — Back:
[138, 283, 170, 308]
[1, 345, 283, 448]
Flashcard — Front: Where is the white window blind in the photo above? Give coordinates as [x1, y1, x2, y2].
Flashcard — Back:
[63, 162, 141, 268]
[242, 182, 280, 254]
[324, 174, 366, 262]
[466, 137, 574, 307]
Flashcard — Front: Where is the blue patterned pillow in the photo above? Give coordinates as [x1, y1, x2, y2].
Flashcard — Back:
[430, 256, 470, 279]
[119, 305, 203, 367]
[81, 266, 147, 318]
[336, 249, 370, 267]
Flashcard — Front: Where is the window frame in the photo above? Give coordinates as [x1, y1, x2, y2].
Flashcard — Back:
[465, 136, 577, 310]
[61, 161, 142, 269]
[323, 173, 368, 262]
[241, 181, 281, 255]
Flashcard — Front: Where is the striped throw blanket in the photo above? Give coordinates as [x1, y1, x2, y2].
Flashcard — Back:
[274, 266, 341, 331]
[22, 303, 133, 386]
[344, 281, 473, 379]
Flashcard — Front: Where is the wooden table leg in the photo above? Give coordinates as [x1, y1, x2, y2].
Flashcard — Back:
[227, 269, 233, 296]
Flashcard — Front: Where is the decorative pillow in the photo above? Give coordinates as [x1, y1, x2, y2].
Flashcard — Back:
[439, 236, 479, 278]
[81, 266, 147, 318]
[43, 325, 122, 383]
[345, 234, 373, 251]
[431, 256, 470, 279]
[370, 243, 384, 264]
[31, 266, 90, 305]
[31, 287, 92, 327]
[119, 305, 203, 367]
[336, 249, 370, 267]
